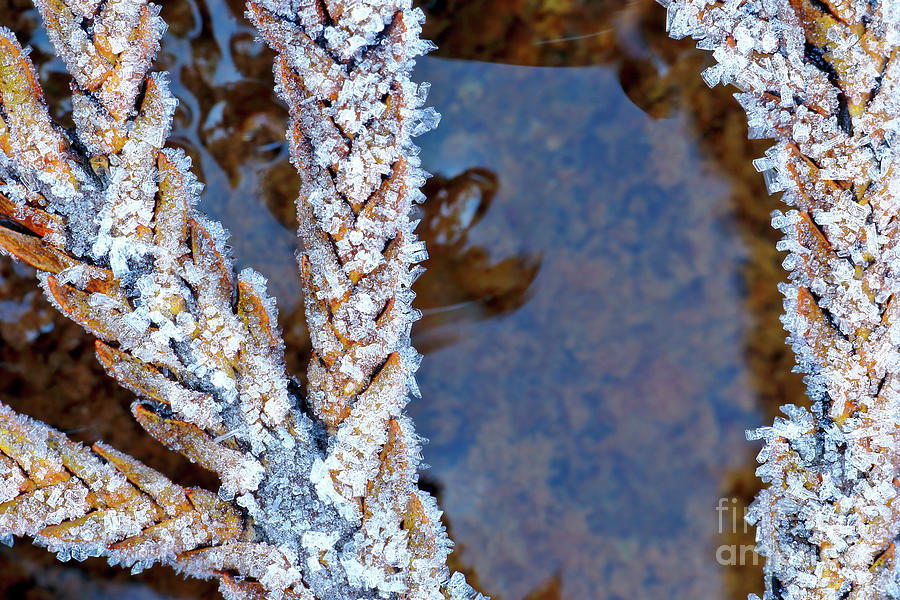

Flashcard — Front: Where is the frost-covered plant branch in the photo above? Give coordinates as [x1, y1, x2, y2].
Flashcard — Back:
[664, 0, 900, 598]
[0, 1, 482, 598]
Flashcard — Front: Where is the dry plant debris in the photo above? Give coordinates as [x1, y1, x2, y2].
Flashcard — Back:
[0, 0, 483, 598]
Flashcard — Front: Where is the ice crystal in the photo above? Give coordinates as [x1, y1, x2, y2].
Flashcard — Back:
[0, 1, 482, 598]
[663, 0, 900, 597]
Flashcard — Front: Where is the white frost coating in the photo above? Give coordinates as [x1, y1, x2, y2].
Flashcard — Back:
[664, 0, 900, 597]
[250, 0, 483, 598]
[0, 0, 484, 597]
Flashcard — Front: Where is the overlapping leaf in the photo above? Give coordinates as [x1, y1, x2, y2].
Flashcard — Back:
[0, 0, 484, 598]
[664, 0, 900, 597]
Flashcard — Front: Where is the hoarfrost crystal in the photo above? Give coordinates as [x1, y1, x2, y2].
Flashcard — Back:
[663, 0, 900, 596]
[0, 0, 483, 598]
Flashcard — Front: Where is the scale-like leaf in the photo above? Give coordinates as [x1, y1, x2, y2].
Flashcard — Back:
[663, 0, 900, 596]
[0, 0, 485, 598]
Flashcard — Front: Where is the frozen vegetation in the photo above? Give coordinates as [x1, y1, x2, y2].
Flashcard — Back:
[0, 1, 482, 598]
[665, 0, 900, 597]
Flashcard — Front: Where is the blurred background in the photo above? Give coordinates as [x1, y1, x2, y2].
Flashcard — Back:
[0, 0, 806, 598]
